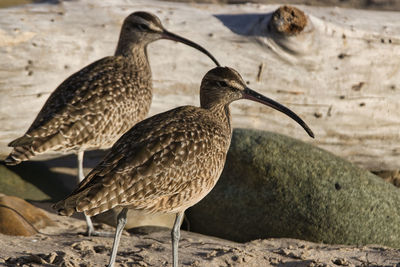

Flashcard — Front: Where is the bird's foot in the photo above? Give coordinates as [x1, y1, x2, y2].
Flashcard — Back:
[85, 227, 114, 237]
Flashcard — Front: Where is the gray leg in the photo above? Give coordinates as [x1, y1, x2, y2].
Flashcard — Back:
[171, 211, 184, 267]
[84, 214, 96, 236]
[77, 150, 96, 236]
[107, 208, 128, 267]
[77, 150, 85, 183]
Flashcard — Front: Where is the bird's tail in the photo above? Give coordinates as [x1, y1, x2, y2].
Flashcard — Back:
[4, 146, 36, 165]
[52, 185, 116, 217]
[52, 187, 94, 217]
[52, 197, 78, 217]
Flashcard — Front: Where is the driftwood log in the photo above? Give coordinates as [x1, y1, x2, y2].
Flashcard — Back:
[0, 0, 399, 171]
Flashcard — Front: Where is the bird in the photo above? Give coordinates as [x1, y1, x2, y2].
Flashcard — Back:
[53, 66, 314, 267]
[4, 11, 220, 236]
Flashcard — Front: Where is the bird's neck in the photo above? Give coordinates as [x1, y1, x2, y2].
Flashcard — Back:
[115, 41, 150, 69]
[208, 103, 232, 133]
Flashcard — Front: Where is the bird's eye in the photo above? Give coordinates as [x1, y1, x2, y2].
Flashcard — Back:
[217, 81, 228, 87]
[137, 24, 150, 31]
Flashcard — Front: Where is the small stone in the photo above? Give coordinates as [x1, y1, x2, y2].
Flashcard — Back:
[269, 257, 280, 264]
[26, 254, 47, 264]
[137, 261, 148, 267]
[332, 258, 349, 266]
[93, 245, 108, 254]
[47, 252, 58, 264]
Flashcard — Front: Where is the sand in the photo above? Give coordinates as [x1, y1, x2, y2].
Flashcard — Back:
[0, 205, 399, 267]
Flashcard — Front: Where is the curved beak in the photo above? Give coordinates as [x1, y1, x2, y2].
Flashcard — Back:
[162, 30, 220, 67]
[243, 87, 314, 138]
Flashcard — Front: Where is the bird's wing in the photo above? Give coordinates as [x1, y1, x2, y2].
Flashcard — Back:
[9, 56, 141, 147]
[64, 106, 230, 213]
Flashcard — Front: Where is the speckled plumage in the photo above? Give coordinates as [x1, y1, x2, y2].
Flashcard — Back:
[56, 104, 232, 217]
[8, 54, 151, 160]
[54, 68, 248, 218]
[54, 66, 313, 267]
[54, 65, 315, 217]
[5, 11, 219, 165]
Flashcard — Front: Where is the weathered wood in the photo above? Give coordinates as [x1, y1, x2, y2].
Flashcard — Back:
[0, 0, 399, 171]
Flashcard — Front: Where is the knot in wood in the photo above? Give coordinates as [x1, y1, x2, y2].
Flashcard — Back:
[269, 6, 308, 36]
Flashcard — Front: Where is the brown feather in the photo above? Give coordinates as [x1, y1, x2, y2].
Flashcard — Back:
[55, 105, 232, 216]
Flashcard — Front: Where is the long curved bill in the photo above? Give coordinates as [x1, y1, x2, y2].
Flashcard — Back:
[243, 87, 314, 138]
[162, 30, 220, 67]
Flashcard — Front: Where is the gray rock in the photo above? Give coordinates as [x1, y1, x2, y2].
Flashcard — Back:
[187, 128, 400, 248]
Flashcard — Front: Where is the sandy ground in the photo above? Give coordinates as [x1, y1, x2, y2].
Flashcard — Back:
[0, 205, 399, 267]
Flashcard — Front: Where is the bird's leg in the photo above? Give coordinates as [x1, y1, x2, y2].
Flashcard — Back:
[77, 150, 85, 182]
[84, 214, 96, 236]
[171, 211, 184, 267]
[107, 208, 128, 267]
[77, 150, 96, 236]
[77, 150, 113, 237]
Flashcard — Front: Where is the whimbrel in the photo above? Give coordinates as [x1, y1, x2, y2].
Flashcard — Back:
[5, 12, 219, 235]
[54, 66, 314, 267]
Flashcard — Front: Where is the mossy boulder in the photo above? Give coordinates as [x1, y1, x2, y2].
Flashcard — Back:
[0, 162, 70, 201]
[187, 128, 400, 248]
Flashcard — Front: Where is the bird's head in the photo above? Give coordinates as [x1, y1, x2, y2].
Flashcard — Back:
[200, 67, 314, 138]
[119, 11, 220, 66]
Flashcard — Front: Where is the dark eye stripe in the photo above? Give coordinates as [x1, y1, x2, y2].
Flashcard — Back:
[137, 24, 150, 31]
[217, 81, 228, 87]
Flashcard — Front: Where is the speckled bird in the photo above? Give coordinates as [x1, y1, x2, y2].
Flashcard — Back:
[5, 11, 219, 235]
[54, 66, 314, 267]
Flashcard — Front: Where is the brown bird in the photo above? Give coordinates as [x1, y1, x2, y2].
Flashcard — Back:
[5, 11, 219, 235]
[54, 66, 314, 267]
